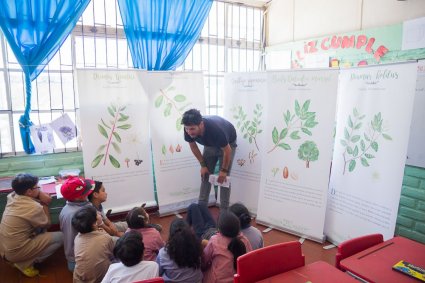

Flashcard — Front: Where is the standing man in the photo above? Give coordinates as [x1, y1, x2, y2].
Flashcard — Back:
[182, 109, 237, 210]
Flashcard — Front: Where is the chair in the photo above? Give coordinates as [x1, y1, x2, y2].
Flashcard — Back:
[335, 233, 384, 271]
[133, 278, 164, 283]
[234, 241, 305, 283]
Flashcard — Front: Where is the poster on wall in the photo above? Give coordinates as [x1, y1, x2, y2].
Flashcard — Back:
[256, 69, 339, 242]
[406, 60, 425, 168]
[325, 62, 417, 244]
[77, 69, 155, 212]
[223, 72, 268, 214]
[30, 124, 55, 154]
[141, 71, 210, 215]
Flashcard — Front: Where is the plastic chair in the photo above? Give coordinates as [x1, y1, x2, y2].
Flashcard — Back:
[133, 278, 164, 283]
[335, 233, 384, 271]
[234, 241, 305, 283]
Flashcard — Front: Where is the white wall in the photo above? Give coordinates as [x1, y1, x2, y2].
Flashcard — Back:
[267, 0, 425, 46]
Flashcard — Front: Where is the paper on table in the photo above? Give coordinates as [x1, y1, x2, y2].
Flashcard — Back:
[55, 184, 63, 199]
[38, 176, 56, 185]
[208, 175, 231, 188]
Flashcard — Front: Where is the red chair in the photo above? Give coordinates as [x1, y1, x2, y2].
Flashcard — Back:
[133, 278, 164, 283]
[234, 241, 305, 283]
[335, 233, 384, 271]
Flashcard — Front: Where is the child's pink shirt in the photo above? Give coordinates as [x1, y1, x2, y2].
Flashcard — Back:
[202, 232, 252, 283]
[127, 227, 165, 261]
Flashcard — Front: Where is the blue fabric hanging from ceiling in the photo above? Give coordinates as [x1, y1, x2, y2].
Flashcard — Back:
[117, 0, 212, 71]
[0, 0, 90, 153]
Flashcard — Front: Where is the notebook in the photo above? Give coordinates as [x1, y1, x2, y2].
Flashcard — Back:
[392, 260, 425, 282]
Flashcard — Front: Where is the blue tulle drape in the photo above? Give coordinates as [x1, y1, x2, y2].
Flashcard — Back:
[0, 0, 90, 153]
[117, 0, 212, 71]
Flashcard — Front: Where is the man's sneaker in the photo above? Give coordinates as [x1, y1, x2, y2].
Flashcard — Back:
[149, 223, 163, 232]
[14, 264, 39, 277]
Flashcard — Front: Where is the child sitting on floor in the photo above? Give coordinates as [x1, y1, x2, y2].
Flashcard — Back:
[126, 206, 164, 261]
[229, 202, 263, 250]
[202, 211, 252, 283]
[59, 176, 96, 271]
[0, 173, 63, 277]
[156, 218, 203, 283]
[102, 230, 159, 283]
[88, 181, 127, 238]
[72, 206, 114, 283]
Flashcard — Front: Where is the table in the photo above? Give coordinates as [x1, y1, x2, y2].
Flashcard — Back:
[256, 261, 359, 283]
[340, 236, 425, 283]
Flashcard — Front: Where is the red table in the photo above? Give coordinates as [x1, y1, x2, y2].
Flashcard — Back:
[340, 236, 425, 283]
[256, 261, 359, 283]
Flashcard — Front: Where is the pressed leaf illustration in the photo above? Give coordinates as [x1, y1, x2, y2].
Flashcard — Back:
[91, 103, 131, 168]
[268, 99, 318, 153]
[298, 141, 319, 168]
[161, 145, 167, 156]
[154, 86, 192, 131]
[232, 104, 263, 151]
[341, 108, 392, 174]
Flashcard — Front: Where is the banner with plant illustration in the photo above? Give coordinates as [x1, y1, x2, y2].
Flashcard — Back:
[223, 72, 268, 214]
[77, 69, 155, 212]
[141, 71, 209, 215]
[325, 62, 417, 244]
[256, 69, 339, 242]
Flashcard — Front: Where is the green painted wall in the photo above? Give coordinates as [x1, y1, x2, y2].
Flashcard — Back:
[0, 152, 424, 243]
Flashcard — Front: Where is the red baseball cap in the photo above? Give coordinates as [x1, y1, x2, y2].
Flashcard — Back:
[60, 176, 95, 201]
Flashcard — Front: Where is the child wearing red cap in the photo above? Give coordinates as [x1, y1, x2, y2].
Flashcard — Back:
[59, 176, 95, 272]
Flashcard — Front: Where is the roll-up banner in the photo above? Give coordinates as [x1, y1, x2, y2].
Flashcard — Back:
[256, 69, 339, 242]
[325, 62, 418, 244]
[77, 69, 155, 212]
[223, 72, 268, 214]
[141, 71, 211, 215]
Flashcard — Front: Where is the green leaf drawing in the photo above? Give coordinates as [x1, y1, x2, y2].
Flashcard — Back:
[112, 142, 121, 154]
[98, 124, 108, 138]
[272, 127, 278, 144]
[96, 145, 106, 155]
[155, 88, 191, 133]
[173, 94, 186, 102]
[268, 99, 318, 154]
[113, 132, 121, 142]
[91, 154, 104, 168]
[162, 145, 167, 156]
[231, 104, 263, 151]
[155, 95, 164, 107]
[175, 117, 182, 131]
[341, 108, 391, 174]
[109, 155, 120, 168]
[117, 124, 132, 130]
[92, 103, 131, 168]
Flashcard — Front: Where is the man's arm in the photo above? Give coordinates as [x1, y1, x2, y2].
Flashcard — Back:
[189, 142, 210, 180]
[217, 144, 232, 184]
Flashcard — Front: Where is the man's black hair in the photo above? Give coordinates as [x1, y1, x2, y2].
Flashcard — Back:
[181, 109, 203, 126]
[12, 173, 39, 195]
[114, 230, 144, 267]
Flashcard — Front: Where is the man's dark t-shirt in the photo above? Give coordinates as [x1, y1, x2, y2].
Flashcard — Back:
[184, 116, 236, 148]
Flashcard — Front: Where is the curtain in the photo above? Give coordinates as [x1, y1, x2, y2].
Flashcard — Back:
[117, 0, 212, 71]
[0, 0, 90, 153]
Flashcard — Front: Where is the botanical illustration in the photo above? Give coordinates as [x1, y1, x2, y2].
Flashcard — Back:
[161, 143, 182, 157]
[91, 103, 131, 168]
[154, 86, 191, 131]
[232, 104, 263, 151]
[298, 141, 319, 168]
[268, 99, 318, 153]
[340, 108, 392, 174]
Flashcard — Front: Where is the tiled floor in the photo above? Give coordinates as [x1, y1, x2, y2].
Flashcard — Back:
[0, 207, 337, 283]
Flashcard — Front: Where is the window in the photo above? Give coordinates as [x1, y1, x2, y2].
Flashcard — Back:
[0, 0, 264, 156]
